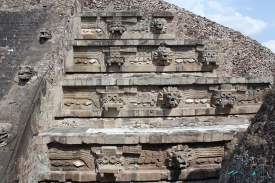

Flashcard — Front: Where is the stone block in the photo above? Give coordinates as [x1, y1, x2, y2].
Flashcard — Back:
[149, 133, 163, 144]
[162, 132, 172, 143]
[138, 77, 149, 85]
[139, 132, 150, 143]
[96, 133, 105, 144]
[125, 133, 139, 144]
[223, 132, 234, 141]
[66, 135, 82, 144]
[136, 171, 161, 181]
[82, 134, 97, 144]
[51, 173, 65, 182]
[203, 132, 212, 142]
[86, 78, 93, 85]
[116, 171, 132, 182]
[105, 133, 125, 144]
[211, 131, 224, 142]
[77, 172, 96, 182]
[116, 79, 124, 85]
[81, 78, 87, 86]
[171, 131, 203, 143]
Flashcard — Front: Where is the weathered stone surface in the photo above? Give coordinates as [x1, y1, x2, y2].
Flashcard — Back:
[0, 0, 274, 182]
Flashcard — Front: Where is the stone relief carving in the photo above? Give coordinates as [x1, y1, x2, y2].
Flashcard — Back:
[211, 84, 237, 108]
[62, 84, 267, 114]
[108, 21, 126, 34]
[49, 148, 94, 171]
[63, 89, 100, 109]
[202, 49, 219, 65]
[153, 44, 174, 66]
[99, 86, 125, 111]
[166, 145, 224, 169]
[48, 144, 224, 174]
[166, 145, 193, 169]
[70, 45, 209, 72]
[106, 47, 125, 66]
[101, 94, 124, 111]
[150, 18, 167, 34]
[74, 53, 104, 66]
[210, 84, 267, 108]
[78, 11, 175, 39]
[0, 123, 12, 147]
[18, 65, 36, 80]
[158, 87, 181, 108]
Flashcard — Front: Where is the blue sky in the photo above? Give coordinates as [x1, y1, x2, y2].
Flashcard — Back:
[166, 0, 275, 53]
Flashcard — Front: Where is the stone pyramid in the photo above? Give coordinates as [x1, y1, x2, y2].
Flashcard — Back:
[0, 0, 274, 182]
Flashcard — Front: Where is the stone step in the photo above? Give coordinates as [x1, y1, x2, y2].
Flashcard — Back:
[37, 124, 248, 145]
[51, 115, 250, 128]
[61, 75, 274, 86]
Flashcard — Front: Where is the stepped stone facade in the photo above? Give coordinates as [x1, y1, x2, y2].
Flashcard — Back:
[0, 0, 274, 183]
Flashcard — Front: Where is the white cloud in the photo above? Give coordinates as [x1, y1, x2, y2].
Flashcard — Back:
[208, 12, 267, 35]
[166, 0, 268, 36]
[262, 40, 275, 53]
[206, 1, 267, 36]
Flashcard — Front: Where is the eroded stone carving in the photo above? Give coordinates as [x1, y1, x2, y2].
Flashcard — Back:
[106, 47, 125, 66]
[70, 44, 209, 72]
[18, 65, 35, 80]
[108, 21, 126, 34]
[77, 11, 176, 39]
[63, 89, 100, 109]
[202, 49, 219, 65]
[0, 123, 12, 147]
[49, 148, 94, 171]
[100, 86, 124, 111]
[151, 18, 167, 34]
[61, 84, 268, 117]
[153, 44, 173, 66]
[167, 145, 193, 169]
[48, 144, 224, 174]
[101, 94, 124, 111]
[211, 84, 237, 108]
[159, 87, 181, 108]
[40, 28, 52, 39]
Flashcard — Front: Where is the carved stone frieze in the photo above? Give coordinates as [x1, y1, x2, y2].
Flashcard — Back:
[0, 123, 12, 147]
[74, 11, 176, 39]
[59, 83, 268, 117]
[49, 148, 94, 171]
[68, 43, 210, 72]
[48, 144, 224, 174]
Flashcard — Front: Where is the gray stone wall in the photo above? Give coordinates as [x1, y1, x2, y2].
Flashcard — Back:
[0, 10, 48, 99]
